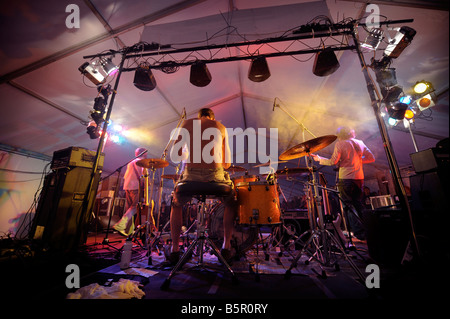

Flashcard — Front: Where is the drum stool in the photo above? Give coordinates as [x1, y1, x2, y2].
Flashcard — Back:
[160, 181, 238, 289]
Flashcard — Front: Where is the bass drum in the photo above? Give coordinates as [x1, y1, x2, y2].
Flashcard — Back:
[208, 203, 258, 258]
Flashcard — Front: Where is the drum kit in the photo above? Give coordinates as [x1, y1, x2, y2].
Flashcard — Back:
[127, 133, 363, 281]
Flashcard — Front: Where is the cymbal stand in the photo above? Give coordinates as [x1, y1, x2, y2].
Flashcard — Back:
[284, 154, 365, 282]
[146, 108, 187, 264]
[128, 166, 157, 253]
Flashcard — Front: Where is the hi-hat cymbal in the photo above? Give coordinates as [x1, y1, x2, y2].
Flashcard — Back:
[136, 158, 169, 169]
[225, 165, 247, 173]
[279, 135, 337, 160]
[161, 174, 180, 180]
[276, 167, 310, 176]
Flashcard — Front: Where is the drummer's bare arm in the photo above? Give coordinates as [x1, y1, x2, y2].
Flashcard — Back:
[222, 128, 232, 169]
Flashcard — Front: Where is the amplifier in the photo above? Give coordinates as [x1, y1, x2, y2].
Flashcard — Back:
[51, 146, 105, 170]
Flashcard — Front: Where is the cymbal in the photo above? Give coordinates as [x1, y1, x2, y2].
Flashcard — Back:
[161, 174, 180, 180]
[279, 135, 337, 160]
[253, 160, 287, 168]
[276, 167, 310, 175]
[225, 165, 247, 173]
[136, 158, 169, 169]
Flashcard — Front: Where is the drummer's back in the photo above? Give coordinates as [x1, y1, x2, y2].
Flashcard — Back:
[182, 117, 226, 169]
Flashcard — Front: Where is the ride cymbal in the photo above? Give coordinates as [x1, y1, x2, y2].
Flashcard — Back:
[279, 135, 337, 160]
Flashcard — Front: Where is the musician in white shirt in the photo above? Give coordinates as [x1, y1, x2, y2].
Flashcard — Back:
[311, 126, 375, 240]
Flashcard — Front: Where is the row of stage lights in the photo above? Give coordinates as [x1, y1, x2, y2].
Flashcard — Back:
[79, 24, 436, 139]
[362, 25, 438, 127]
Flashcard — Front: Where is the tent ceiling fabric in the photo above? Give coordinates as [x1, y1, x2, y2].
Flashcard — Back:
[0, 0, 448, 185]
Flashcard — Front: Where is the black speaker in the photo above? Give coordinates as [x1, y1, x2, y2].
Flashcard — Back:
[362, 209, 409, 266]
[312, 48, 340, 76]
[31, 167, 100, 252]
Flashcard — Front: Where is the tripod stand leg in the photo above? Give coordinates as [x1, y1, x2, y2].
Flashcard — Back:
[206, 238, 237, 284]
[284, 230, 315, 279]
[327, 230, 365, 282]
[160, 238, 198, 290]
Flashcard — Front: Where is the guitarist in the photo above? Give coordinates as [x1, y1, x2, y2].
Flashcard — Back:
[113, 147, 151, 236]
[311, 126, 375, 241]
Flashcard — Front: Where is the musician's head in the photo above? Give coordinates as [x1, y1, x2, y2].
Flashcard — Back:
[198, 108, 215, 120]
[135, 147, 148, 158]
[336, 126, 355, 140]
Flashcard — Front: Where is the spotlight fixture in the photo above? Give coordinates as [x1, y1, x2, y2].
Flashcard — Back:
[190, 61, 212, 87]
[78, 61, 105, 85]
[387, 101, 408, 120]
[86, 121, 100, 139]
[382, 85, 404, 104]
[100, 57, 118, 76]
[413, 80, 434, 95]
[404, 108, 415, 120]
[412, 80, 437, 111]
[248, 56, 271, 82]
[312, 48, 340, 77]
[361, 28, 383, 51]
[375, 68, 398, 89]
[134, 62, 157, 91]
[416, 93, 437, 111]
[384, 26, 416, 59]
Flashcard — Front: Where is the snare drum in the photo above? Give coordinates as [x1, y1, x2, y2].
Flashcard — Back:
[235, 181, 281, 225]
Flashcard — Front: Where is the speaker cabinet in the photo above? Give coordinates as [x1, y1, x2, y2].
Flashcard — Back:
[31, 167, 100, 252]
[363, 209, 409, 266]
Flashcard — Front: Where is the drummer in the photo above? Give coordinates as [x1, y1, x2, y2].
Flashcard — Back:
[167, 108, 236, 266]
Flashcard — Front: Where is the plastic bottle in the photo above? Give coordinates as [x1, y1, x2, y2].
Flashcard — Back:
[120, 238, 132, 269]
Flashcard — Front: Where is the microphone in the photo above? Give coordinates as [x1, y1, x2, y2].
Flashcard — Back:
[272, 97, 278, 111]
[182, 107, 186, 119]
[137, 149, 148, 158]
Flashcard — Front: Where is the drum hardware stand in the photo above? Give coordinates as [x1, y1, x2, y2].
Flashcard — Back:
[144, 109, 186, 264]
[161, 196, 238, 290]
[284, 155, 365, 282]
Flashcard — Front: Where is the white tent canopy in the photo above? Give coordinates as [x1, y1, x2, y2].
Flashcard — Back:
[0, 0, 448, 234]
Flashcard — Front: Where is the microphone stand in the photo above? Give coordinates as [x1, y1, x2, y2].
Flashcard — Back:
[146, 108, 186, 264]
[273, 99, 317, 166]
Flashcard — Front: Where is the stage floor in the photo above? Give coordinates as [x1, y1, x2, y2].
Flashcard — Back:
[1, 229, 445, 312]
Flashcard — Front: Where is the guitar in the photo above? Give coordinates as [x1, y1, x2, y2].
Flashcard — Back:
[318, 173, 347, 245]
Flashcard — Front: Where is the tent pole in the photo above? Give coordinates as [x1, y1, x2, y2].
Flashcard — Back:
[77, 52, 127, 250]
[350, 25, 421, 261]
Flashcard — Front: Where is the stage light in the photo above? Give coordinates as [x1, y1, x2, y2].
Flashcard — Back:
[248, 56, 271, 82]
[79, 61, 105, 85]
[404, 108, 415, 120]
[417, 93, 437, 111]
[382, 85, 403, 103]
[388, 117, 398, 126]
[100, 57, 118, 76]
[411, 80, 436, 111]
[134, 62, 157, 91]
[384, 26, 416, 59]
[312, 48, 340, 77]
[413, 80, 434, 95]
[87, 121, 100, 139]
[361, 28, 383, 51]
[387, 101, 408, 120]
[375, 68, 398, 89]
[399, 95, 412, 105]
[190, 61, 212, 87]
